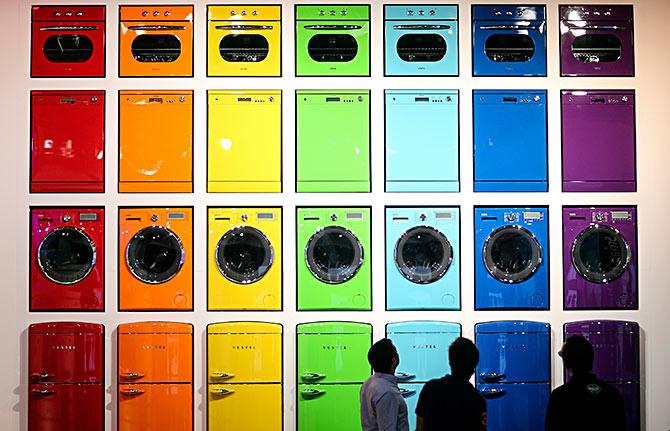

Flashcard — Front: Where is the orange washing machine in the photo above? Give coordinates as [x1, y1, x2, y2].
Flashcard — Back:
[118, 322, 193, 431]
[118, 208, 193, 311]
[119, 91, 193, 193]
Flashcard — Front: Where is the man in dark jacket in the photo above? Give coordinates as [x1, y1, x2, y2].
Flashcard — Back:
[545, 335, 626, 431]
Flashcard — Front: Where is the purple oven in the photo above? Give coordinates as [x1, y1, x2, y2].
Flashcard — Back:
[564, 320, 640, 431]
[559, 5, 634, 76]
[562, 90, 635, 192]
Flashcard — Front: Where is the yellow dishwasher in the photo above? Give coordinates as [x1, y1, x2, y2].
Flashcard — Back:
[208, 322, 283, 431]
[208, 90, 281, 192]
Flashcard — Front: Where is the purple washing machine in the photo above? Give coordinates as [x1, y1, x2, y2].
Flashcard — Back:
[562, 90, 636, 192]
[564, 320, 640, 431]
[563, 207, 637, 310]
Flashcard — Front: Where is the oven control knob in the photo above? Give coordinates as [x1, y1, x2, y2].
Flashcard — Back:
[429, 10, 436, 15]
[418, 10, 425, 15]
[593, 11, 601, 16]
[153, 11, 160, 16]
[605, 10, 612, 16]
[494, 11, 502, 16]
[318, 10, 325, 16]
[63, 215, 71, 222]
[77, 11, 83, 17]
[329, 10, 336, 15]
[534, 95, 541, 102]
[330, 214, 338, 222]
[507, 213, 517, 222]
[230, 10, 236, 16]
[241, 10, 247, 16]
[65, 11, 73, 17]
[54, 11, 61, 16]
[241, 214, 248, 222]
[407, 10, 414, 16]
[621, 96, 629, 102]
[142, 11, 149, 16]
[165, 11, 171, 17]
[506, 11, 513, 16]
[151, 214, 159, 222]
[517, 10, 524, 16]
[253, 10, 258, 16]
[341, 10, 348, 16]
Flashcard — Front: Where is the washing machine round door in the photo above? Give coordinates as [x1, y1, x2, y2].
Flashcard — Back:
[483, 226, 542, 283]
[572, 226, 631, 284]
[216, 226, 274, 284]
[394, 226, 452, 284]
[126, 226, 184, 284]
[305, 226, 363, 284]
[37, 227, 96, 284]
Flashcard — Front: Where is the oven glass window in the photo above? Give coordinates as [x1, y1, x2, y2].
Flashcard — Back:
[395, 226, 452, 284]
[572, 226, 630, 283]
[571, 34, 622, 63]
[43, 35, 94, 63]
[305, 226, 363, 284]
[485, 34, 535, 62]
[219, 34, 269, 62]
[216, 226, 273, 284]
[38, 227, 96, 284]
[396, 34, 447, 62]
[484, 226, 541, 283]
[307, 34, 358, 62]
[126, 226, 184, 284]
[131, 34, 182, 63]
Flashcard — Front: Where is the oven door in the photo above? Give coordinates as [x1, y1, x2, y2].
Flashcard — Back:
[560, 21, 634, 76]
[296, 22, 370, 76]
[473, 21, 546, 76]
[208, 22, 280, 76]
[119, 23, 193, 76]
[31, 23, 105, 77]
[384, 22, 458, 76]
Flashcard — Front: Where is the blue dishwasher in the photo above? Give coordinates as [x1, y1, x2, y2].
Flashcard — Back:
[386, 90, 459, 192]
[387, 321, 461, 431]
[475, 321, 550, 431]
[473, 90, 547, 192]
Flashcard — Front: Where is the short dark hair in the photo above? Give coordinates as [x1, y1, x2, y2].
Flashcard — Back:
[560, 335, 594, 374]
[368, 338, 397, 373]
[449, 337, 479, 376]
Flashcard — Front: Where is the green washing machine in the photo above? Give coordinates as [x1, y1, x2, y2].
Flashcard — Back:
[296, 90, 370, 193]
[297, 208, 371, 310]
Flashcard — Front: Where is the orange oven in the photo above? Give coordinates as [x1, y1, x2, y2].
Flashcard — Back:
[119, 5, 193, 77]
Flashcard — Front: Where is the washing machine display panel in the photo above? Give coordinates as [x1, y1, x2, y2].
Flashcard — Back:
[484, 226, 542, 284]
[38, 227, 96, 285]
[395, 226, 452, 284]
[572, 226, 631, 284]
[305, 227, 363, 284]
[126, 227, 184, 284]
[216, 226, 274, 284]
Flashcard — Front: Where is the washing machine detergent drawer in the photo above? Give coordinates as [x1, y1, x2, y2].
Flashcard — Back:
[477, 382, 549, 431]
[298, 384, 361, 431]
[209, 383, 282, 431]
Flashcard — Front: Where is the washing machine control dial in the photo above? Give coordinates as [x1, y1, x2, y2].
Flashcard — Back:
[63, 215, 71, 222]
[241, 214, 248, 222]
[419, 214, 427, 221]
[330, 214, 338, 222]
[151, 214, 159, 222]
[507, 213, 517, 222]
[594, 213, 605, 222]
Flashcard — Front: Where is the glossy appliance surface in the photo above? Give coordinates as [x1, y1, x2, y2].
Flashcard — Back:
[118, 208, 193, 311]
[207, 90, 281, 192]
[384, 5, 458, 76]
[474, 207, 548, 310]
[562, 90, 636, 192]
[296, 90, 370, 192]
[473, 90, 548, 192]
[386, 208, 460, 310]
[30, 207, 104, 311]
[385, 90, 459, 192]
[563, 207, 638, 309]
[208, 208, 282, 310]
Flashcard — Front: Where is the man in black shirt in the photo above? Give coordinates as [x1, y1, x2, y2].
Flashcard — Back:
[545, 335, 626, 431]
[415, 337, 487, 431]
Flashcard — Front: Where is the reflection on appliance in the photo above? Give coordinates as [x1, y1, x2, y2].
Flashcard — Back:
[119, 5, 193, 77]
[474, 207, 548, 310]
[207, 90, 281, 192]
[386, 207, 460, 310]
[561, 90, 636, 192]
[387, 321, 461, 431]
[476, 321, 550, 431]
[31, 6, 106, 77]
[208, 208, 282, 310]
[384, 5, 458, 76]
[29, 322, 104, 431]
[563, 206, 638, 310]
[297, 208, 371, 310]
[295, 5, 370, 76]
[118, 208, 193, 311]
[208, 322, 283, 430]
[564, 320, 640, 431]
[385, 90, 459, 192]
[207, 6, 281, 77]
[30, 207, 104, 311]
[118, 322, 193, 431]
[297, 322, 371, 431]
[559, 5, 634, 76]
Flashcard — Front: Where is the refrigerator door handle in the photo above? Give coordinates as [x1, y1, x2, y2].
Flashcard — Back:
[399, 388, 416, 397]
[120, 372, 145, 381]
[395, 371, 416, 381]
[301, 372, 326, 382]
[210, 388, 235, 396]
[480, 372, 507, 383]
[480, 387, 507, 399]
[300, 389, 326, 398]
[120, 388, 145, 396]
[31, 372, 55, 382]
[31, 388, 55, 397]
[210, 372, 235, 380]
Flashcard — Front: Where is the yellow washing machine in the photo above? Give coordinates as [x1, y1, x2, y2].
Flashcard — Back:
[207, 90, 281, 192]
[208, 208, 281, 310]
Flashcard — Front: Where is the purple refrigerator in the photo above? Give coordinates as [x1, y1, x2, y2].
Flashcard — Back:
[564, 320, 640, 431]
[562, 90, 636, 192]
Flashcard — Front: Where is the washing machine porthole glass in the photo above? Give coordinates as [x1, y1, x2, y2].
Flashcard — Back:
[216, 226, 274, 284]
[395, 226, 452, 284]
[484, 34, 535, 62]
[43, 34, 94, 63]
[219, 34, 270, 63]
[131, 34, 182, 63]
[307, 34, 358, 62]
[483, 226, 542, 284]
[396, 33, 447, 62]
[305, 226, 363, 284]
[126, 226, 184, 284]
[571, 34, 622, 63]
[38, 227, 96, 285]
[572, 226, 630, 284]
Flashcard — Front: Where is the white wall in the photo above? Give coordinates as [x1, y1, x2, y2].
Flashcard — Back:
[1, 0, 670, 429]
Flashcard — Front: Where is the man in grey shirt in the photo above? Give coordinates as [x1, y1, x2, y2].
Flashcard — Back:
[360, 338, 409, 431]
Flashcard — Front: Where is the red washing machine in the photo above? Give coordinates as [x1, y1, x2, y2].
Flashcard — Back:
[31, 5, 106, 77]
[30, 207, 104, 311]
[31, 90, 105, 193]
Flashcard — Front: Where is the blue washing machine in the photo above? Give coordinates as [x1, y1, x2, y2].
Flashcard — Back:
[474, 207, 548, 310]
[386, 207, 460, 310]
[475, 321, 550, 431]
[385, 90, 459, 192]
[473, 90, 548, 192]
[387, 321, 461, 431]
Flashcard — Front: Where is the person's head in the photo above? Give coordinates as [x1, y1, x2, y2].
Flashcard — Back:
[449, 337, 479, 378]
[560, 335, 595, 377]
[368, 338, 399, 374]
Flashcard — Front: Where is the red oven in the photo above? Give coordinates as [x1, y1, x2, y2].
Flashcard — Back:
[31, 6, 106, 78]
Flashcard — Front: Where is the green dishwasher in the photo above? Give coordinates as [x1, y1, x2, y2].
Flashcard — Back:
[296, 90, 370, 192]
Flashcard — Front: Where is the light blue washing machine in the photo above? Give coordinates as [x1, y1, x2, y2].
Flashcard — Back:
[386, 207, 460, 310]
[387, 321, 461, 431]
[385, 90, 459, 192]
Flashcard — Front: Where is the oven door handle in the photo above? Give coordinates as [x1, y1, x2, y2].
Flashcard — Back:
[126, 25, 187, 31]
[479, 25, 539, 30]
[566, 24, 626, 31]
[215, 25, 274, 30]
[392, 24, 451, 30]
[303, 25, 362, 30]
[40, 25, 99, 31]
